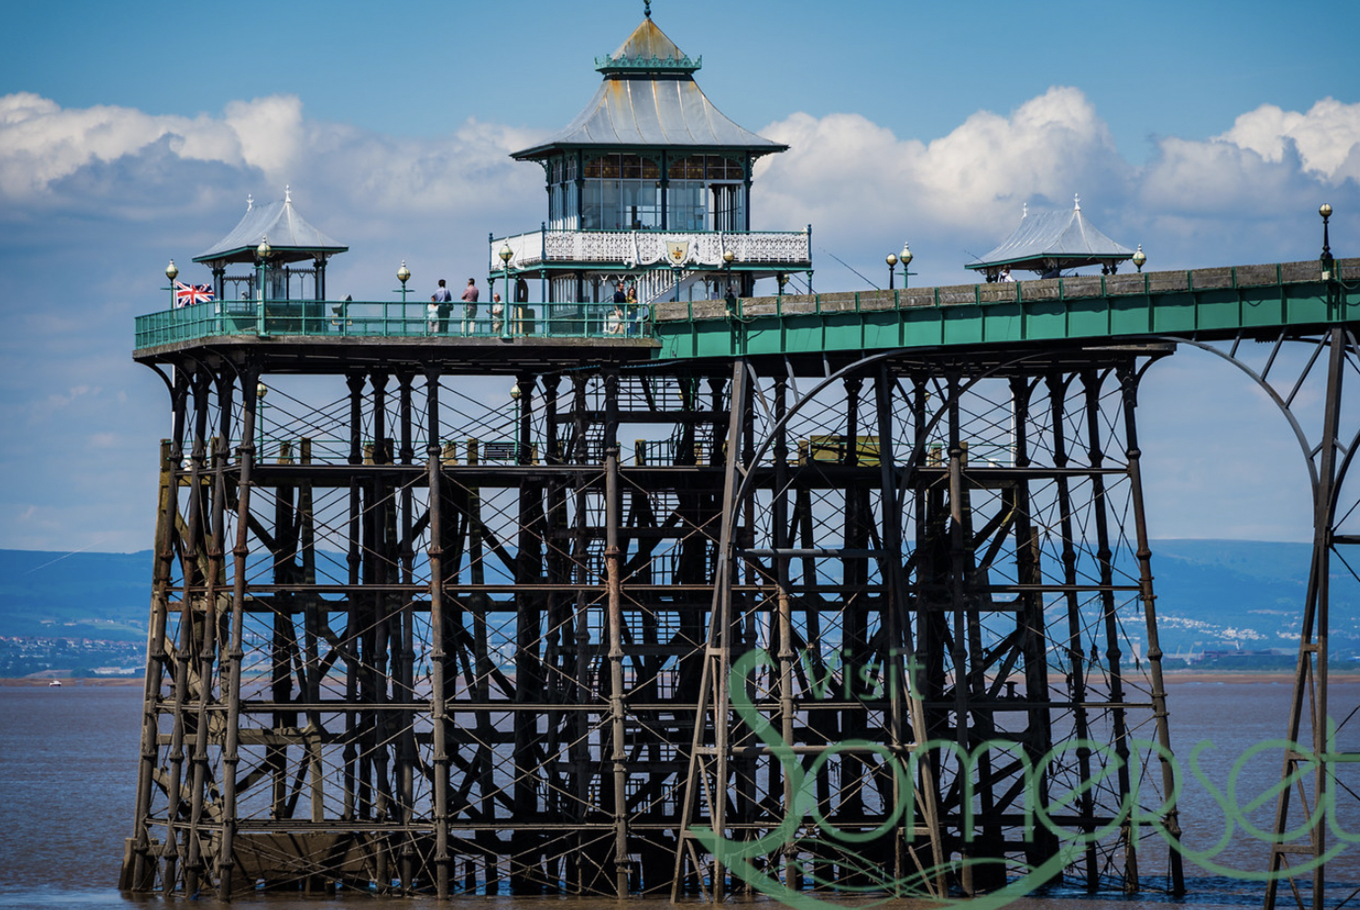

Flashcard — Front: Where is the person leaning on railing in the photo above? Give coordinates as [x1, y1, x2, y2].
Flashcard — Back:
[461, 278, 480, 334]
[606, 303, 626, 335]
[490, 293, 504, 334]
[430, 279, 453, 333]
[625, 284, 639, 335]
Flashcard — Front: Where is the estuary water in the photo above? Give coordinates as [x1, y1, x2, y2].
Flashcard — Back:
[1, 681, 1357, 910]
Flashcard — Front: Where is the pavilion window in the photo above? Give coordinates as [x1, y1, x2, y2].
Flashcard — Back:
[581, 153, 662, 230]
[711, 183, 745, 232]
[547, 156, 580, 230]
[662, 155, 747, 231]
[667, 181, 705, 231]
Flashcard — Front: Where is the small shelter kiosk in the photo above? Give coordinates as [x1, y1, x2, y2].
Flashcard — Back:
[193, 188, 348, 329]
[966, 197, 1134, 281]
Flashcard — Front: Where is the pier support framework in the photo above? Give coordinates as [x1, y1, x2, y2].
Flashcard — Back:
[123, 345, 1183, 899]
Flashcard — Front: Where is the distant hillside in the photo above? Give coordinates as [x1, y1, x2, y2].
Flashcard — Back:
[0, 541, 1354, 663]
[0, 549, 152, 642]
[1145, 540, 1352, 663]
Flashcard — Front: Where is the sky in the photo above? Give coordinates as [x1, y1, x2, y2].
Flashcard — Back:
[1, 0, 1358, 552]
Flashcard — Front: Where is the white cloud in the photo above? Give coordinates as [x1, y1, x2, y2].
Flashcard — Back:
[43, 385, 99, 410]
[0, 92, 545, 214]
[221, 96, 302, 179]
[1218, 98, 1360, 185]
[748, 87, 1358, 282]
[0, 92, 247, 197]
[755, 87, 1130, 240]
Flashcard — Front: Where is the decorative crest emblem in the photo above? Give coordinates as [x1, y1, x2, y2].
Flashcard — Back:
[666, 240, 689, 263]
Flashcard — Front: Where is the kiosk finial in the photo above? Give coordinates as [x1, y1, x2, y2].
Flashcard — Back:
[644, 0, 651, 18]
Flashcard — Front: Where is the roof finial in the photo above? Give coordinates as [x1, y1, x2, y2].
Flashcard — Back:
[1074, 193, 1081, 211]
[644, 0, 651, 17]
[1022, 202, 1028, 218]
[246, 193, 254, 211]
[285, 184, 292, 204]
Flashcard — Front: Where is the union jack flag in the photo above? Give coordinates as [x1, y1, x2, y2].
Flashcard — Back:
[174, 281, 214, 308]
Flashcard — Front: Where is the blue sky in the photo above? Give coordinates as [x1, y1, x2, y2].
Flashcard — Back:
[1, 0, 1358, 551]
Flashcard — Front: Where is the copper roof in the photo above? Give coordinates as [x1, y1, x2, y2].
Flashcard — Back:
[512, 16, 786, 159]
[601, 18, 694, 71]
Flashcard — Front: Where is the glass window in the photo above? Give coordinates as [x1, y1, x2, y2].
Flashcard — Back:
[582, 179, 604, 229]
[667, 181, 705, 231]
[579, 154, 665, 230]
[669, 156, 704, 180]
[711, 183, 746, 231]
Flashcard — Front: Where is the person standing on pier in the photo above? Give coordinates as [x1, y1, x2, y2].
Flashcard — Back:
[462, 278, 480, 333]
[431, 279, 453, 333]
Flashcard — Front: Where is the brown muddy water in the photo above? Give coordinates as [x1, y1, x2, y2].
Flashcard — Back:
[1, 681, 1355, 909]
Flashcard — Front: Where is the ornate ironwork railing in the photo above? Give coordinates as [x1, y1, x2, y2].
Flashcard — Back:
[134, 298, 652, 350]
[491, 228, 812, 270]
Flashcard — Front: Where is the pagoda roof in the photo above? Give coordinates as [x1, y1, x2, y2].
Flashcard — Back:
[596, 17, 701, 75]
[512, 16, 786, 160]
[193, 190, 347, 266]
[966, 199, 1134, 275]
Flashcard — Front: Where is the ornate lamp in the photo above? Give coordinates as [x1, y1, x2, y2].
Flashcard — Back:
[255, 382, 268, 452]
[254, 236, 272, 325]
[1320, 203, 1334, 280]
[509, 382, 523, 463]
[499, 245, 514, 338]
[886, 252, 898, 290]
[397, 260, 411, 303]
[900, 242, 914, 288]
[166, 260, 179, 306]
[1132, 245, 1147, 273]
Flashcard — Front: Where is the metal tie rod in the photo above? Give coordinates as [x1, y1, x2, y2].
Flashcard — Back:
[740, 547, 886, 558]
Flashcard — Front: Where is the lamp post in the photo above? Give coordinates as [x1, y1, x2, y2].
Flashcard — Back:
[1321, 203, 1334, 280]
[166, 260, 179, 307]
[509, 381, 522, 464]
[255, 236, 272, 334]
[900, 242, 914, 289]
[1132, 245, 1147, 273]
[256, 381, 268, 455]
[886, 252, 898, 291]
[499, 244, 513, 338]
[397, 260, 410, 303]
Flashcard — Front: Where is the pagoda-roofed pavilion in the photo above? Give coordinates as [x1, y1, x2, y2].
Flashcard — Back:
[966, 197, 1136, 281]
[492, 4, 813, 312]
[194, 187, 348, 304]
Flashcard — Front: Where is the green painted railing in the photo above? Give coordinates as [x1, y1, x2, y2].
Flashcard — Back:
[136, 260, 1357, 358]
[651, 260, 1359, 359]
[134, 298, 652, 350]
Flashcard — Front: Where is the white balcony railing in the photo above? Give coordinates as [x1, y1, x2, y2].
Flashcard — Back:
[491, 228, 812, 271]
